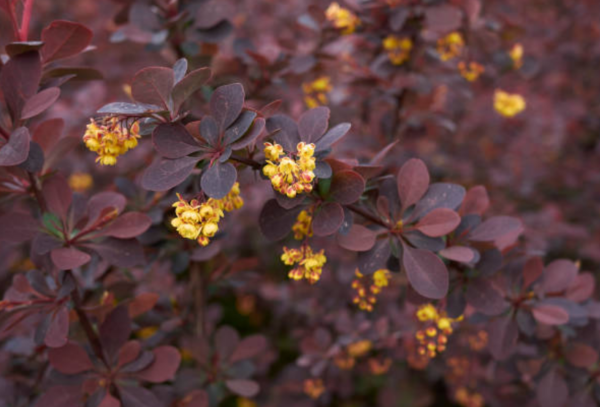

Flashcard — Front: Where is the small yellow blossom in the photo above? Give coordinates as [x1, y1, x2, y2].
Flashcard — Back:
[352, 269, 390, 311]
[455, 387, 485, 407]
[494, 90, 526, 117]
[304, 378, 325, 399]
[414, 304, 462, 358]
[325, 2, 360, 35]
[467, 330, 488, 351]
[509, 43, 523, 69]
[437, 32, 464, 61]
[263, 142, 316, 198]
[347, 340, 372, 357]
[237, 398, 257, 407]
[302, 76, 332, 109]
[383, 35, 412, 65]
[136, 326, 158, 340]
[83, 117, 141, 166]
[292, 210, 313, 240]
[458, 61, 485, 82]
[334, 353, 355, 370]
[369, 357, 392, 375]
[68, 172, 93, 192]
[282, 245, 326, 284]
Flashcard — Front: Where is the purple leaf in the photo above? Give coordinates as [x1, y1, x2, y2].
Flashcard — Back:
[357, 239, 391, 275]
[100, 306, 132, 363]
[410, 183, 466, 221]
[21, 87, 61, 119]
[101, 212, 152, 239]
[465, 278, 508, 316]
[135, 346, 181, 383]
[329, 170, 365, 204]
[401, 242, 448, 299]
[414, 208, 461, 237]
[536, 369, 568, 407]
[532, 304, 570, 325]
[266, 115, 300, 152]
[215, 326, 240, 361]
[223, 111, 257, 145]
[0, 127, 30, 166]
[152, 123, 201, 159]
[131, 67, 174, 110]
[0, 51, 41, 121]
[120, 386, 162, 407]
[51, 247, 91, 270]
[32, 118, 64, 151]
[48, 342, 93, 374]
[231, 117, 265, 150]
[45, 306, 69, 348]
[0, 211, 38, 243]
[397, 158, 429, 211]
[225, 380, 260, 398]
[298, 106, 330, 142]
[34, 385, 82, 407]
[439, 246, 476, 263]
[87, 238, 145, 268]
[171, 67, 212, 112]
[229, 335, 268, 363]
[210, 83, 245, 130]
[42, 175, 72, 220]
[315, 122, 351, 152]
[487, 316, 518, 360]
[541, 259, 578, 294]
[312, 202, 344, 236]
[259, 199, 302, 241]
[41, 20, 93, 63]
[336, 224, 377, 252]
[198, 115, 220, 146]
[97, 102, 160, 115]
[141, 156, 199, 192]
[201, 162, 237, 199]
[467, 216, 523, 242]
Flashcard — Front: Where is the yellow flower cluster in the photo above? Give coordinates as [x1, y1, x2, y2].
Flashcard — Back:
[281, 244, 326, 284]
[458, 61, 485, 82]
[304, 378, 325, 399]
[171, 183, 243, 246]
[262, 142, 316, 198]
[467, 330, 488, 351]
[415, 304, 462, 358]
[494, 90, 526, 117]
[437, 32, 464, 61]
[368, 357, 392, 375]
[351, 269, 390, 312]
[455, 387, 485, 407]
[334, 339, 373, 370]
[509, 43, 523, 69]
[83, 117, 140, 166]
[325, 2, 360, 35]
[383, 35, 412, 65]
[292, 210, 313, 240]
[68, 172, 93, 192]
[302, 77, 333, 109]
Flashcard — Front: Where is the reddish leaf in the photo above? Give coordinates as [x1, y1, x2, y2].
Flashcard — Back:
[223, 111, 257, 145]
[102, 212, 152, 239]
[129, 293, 159, 318]
[120, 386, 162, 407]
[536, 369, 568, 407]
[357, 239, 391, 275]
[337, 224, 377, 252]
[141, 156, 200, 192]
[6, 41, 44, 57]
[541, 259, 578, 294]
[21, 87, 61, 120]
[465, 279, 508, 316]
[231, 117, 265, 150]
[0, 127, 30, 166]
[266, 115, 300, 152]
[0, 211, 39, 243]
[439, 246, 476, 263]
[424, 5, 463, 34]
[487, 316, 518, 360]
[87, 238, 145, 268]
[32, 118, 64, 151]
[45, 306, 69, 348]
[51, 247, 91, 270]
[397, 158, 429, 211]
[0, 51, 41, 121]
[99, 306, 132, 363]
[201, 162, 237, 199]
[225, 379, 260, 397]
[41, 21, 93, 63]
[312, 202, 344, 236]
[329, 170, 365, 204]
[152, 123, 201, 159]
[410, 183, 466, 220]
[118, 340, 142, 368]
[565, 272, 595, 302]
[259, 199, 302, 241]
[215, 326, 240, 360]
[98, 394, 120, 407]
[298, 106, 330, 142]
[33, 385, 82, 407]
[523, 257, 544, 290]
[136, 346, 181, 383]
[532, 304, 570, 326]
[401, 242, 449, 299]
[460, 185, 490, 216]
[171, 67, 212, 112]
[131, 67, 174, 110]
[42, 175, 72, 220]
[259, 100, 282, 117]
[415, 208, 461, 237]
[198, 116, 220, 146]
[315, 122, 351, 152]
[229, 335, 268, 363]
[181, 390, 209, 407]
[86, 191, 126, 226]
[210, 83, 245, 130]
[468, 216, 523, 242]
[565, 343, 598, 369]
[48, 342, 93, 374]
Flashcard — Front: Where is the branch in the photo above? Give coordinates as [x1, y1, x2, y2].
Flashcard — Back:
[28, 172, 47, 213]
[347, 204, 390, 229]
[230, 155, 263, 170]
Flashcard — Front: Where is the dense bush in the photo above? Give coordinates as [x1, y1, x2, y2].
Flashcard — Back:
[1, 1, 599, 406]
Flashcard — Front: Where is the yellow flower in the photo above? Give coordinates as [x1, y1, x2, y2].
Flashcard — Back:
[373, 269, 390, 287]
[292, 210, 313, 240]
[325, 2, 360, 35]
[415, 304, 462, 358]
[494, 90, 526, 117]
[509, 43, 523, 69]
[304, 378, 325, 399]
[83, 118, 141, 166]
[351, 269, 390, 312]
[369, 358, 392, 375]
[282, 244, 326, 284]
[303, 77, 332, 108]
[262, 142, 316, 198]
[458, 61, 485, 82]
[347, 340, 371, 358]
[383, 35, 412, 65]
[68, 172, 93, 192]
[437, 32, 464, 61]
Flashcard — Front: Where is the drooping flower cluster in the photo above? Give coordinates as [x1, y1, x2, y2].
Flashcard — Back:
[383, 35, 413, 65]
[262, 142, 316, 198]
[302, 76, 333, 108]
[494, 90, 526, 117]
[281, 244, 326, 284]
[171, 183, 244, 246]
[351, 269, 390, 311]
[415, 304, 462, 358]
[292, 210, 313, 240]
[333, 339, 372, 371]
[83, 117, 140, 166]
[325, 2, 360, 35]
[437, 32, 465, 61]
[458, 61, 485, 82]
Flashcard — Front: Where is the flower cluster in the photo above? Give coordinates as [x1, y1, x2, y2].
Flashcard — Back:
[171, 183, 244, 246]
[83, 117, 140, 166]
[262, 142, 316, 198]
[325, 2, 360, 35]
[281, 244, 326, 284]
[68, 172, 93, 192]
[458, 61, 485, 82]
[304, 378, 325, 399]
[509, 43, 524, 69]
[302, 76, 333, 108]
[351, 269, 390, 311]
[437, 32, 465, 61]
[455, 387, 485, 407]
[368, 358, 392, 375]
[494, 90, 526, 117]
[383, 35, 412, 65]
[415, 304, 462, 358]
[292, 210, 313, 240]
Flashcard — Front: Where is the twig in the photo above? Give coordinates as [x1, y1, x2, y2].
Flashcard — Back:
[27, 173, 47, 213]
[347, 203, 390, 229]
[230, 155, 263, 170]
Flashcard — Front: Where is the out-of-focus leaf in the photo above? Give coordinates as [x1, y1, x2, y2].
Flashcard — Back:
[99, 306, 132, 363]
[136, 346, 181, 383]
[48, 342, 93, 374]
[21, 87, 60, 119]
[397, 158, 430, 212]
[128, 293, 159, 318]
[86, 238, 145, 268]
[467, 216, 523, 242]
[229, 335, 267, 363]
[465, 278, 508, 316]
[487, 316, 518, 360]
[541, 259, 578, 294]
[565, 343, 598, 369]
[439, 246, 476, 263]
[225, 380, 260, 398]
[0, 51, 41, 121]
[42, 175, 72, 220]
[0, 127, 30, 166]
[51, 247, 91, 270]
[532, 304, 569, 325]
[120, 386, 162, 407]
[259, 199, 302, 241]
[45, 306, 69, 348]
[536, 369, 568, 407]
[101, 212, 152, 239]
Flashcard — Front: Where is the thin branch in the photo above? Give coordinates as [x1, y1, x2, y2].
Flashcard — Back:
[28, 172, 47, 213]
[230, 155, 263, 170]
[347, 203, 390, 229]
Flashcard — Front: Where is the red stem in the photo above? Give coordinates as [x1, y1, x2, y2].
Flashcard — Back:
[6, 1, 20, 41]
[19, 0, 35, 41]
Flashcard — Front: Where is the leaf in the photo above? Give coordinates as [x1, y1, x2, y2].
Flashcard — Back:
[86, 191, 126, 226]
[532, 304, 570, 326]
[99, 306, 132, 363]
[424, 5, 463, 34]
[565, 343, 598, 369]
[128, 293, 159, 318]
[98, 394, 120, 407]
[536, 370, 568, 407]
[51, 247, 91, 270]
[5, 41, 44, 57]
[120, 386, 162, 407]
[87, 238, 145, 268]
[180, 390, 208, 407]
[0, 51, 41, 121]
[336, 224, 377, 251]
[200, 162, 237, 199]
[42, 175, 72, 220]
[229, 335, 268, 363]
[45, 306, 69, 348]
[415, 208, 460, 237]
[41, 20, 93, 63]
[298, 107, 330, 142]
[171, 67, 212, 112]
[152, 123, 201, 159]
[48, 342, 93, 374]
[215, 326, 240, 361]
[0, 127, 30, 166]
[258, 199, 302, 241]
[522, 257, 544, 290]
[32, 118, 64, 151]
[312, 202, 344, 236]
[460, 185, 490, 216]
[34, 385, 82, 407]
[329, 170, 365, 204]
[131, 67, 174, 110]
[198, 115, 220, 146]
[541, 259, 578, 294]
[97, 102, 161, 115]
[266, 115, 300, 152]
[231, 117, 265, 150]
[397, 158, 430, 211]
[566, 272, 595, 302]
[487, 316, 518, 360]
[410, 183, 466, 220]
[315, 122, 351, 152]
[0, 211, 38, 243]
[118, 341, 142, 368]
[136, 346, 181, 383]
[141, 156, 199, 191]
[43, 66, 103, 81]
[439, 246, 476, 263]
[223, 111, 257, 145]
[210, 83, 245, 130]
[401, 242, 449, 299]
[173, 58, 188, 83]
[21, 87, 61, 120]
[18, 141, 44, 173]
[357, 239, 391, 275]
[465, 279, 508, 316]
[467, 216, 523, 242]
[225, 380, 260, 398]
[102, 212, 152, 239]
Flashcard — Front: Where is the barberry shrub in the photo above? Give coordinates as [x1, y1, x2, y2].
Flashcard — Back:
[0, 1, 598, 407]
